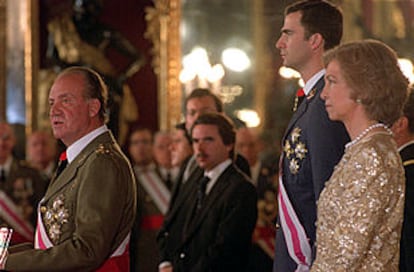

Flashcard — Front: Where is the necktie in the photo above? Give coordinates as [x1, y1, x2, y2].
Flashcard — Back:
[55, 151, 68, 178]
[165, 171, 173, 190]
[0, 168, 5, 184]
[196, 176, 210, 211]
[293, 88, 305, 112]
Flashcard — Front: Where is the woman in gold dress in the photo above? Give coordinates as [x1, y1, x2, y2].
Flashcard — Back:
[311, 39, 409, 271]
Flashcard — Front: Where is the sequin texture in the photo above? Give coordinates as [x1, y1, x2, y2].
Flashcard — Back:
[311, 133, 405, 272]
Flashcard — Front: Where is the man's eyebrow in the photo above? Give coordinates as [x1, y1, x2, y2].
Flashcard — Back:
[281, 29, 293, 35]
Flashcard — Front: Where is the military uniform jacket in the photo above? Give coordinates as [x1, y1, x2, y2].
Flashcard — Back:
[131, 166, 170, 272]
[400, 142, 414, 272]
[274, 78, 349, 272]
[0, 158, 48, 243]
[6, 131, 137, 272]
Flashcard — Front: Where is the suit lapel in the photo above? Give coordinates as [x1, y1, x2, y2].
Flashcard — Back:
[43, 132, 113, 201]
[283, 77, 325, 141]
[183, 165, 233, 241]
[165, 167, 203, 225]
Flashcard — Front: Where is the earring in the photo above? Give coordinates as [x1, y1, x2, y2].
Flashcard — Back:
[356, 98, 362, 104]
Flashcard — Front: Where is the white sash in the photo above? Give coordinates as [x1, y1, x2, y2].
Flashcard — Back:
[278, 176, 311, 271]
[137, 171, 171, 214]
[35, 202, 130, 257]
[0, 191, 34, 242]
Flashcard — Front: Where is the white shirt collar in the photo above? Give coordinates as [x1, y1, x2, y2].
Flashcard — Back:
[303, 69, 325, 95]
[0, 156, 13, 176]
[66, 125, 108, 163]
[204, 158, 232, 194]
[250, 160, 261, 186]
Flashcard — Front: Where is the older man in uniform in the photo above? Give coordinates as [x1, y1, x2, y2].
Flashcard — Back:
[2, 66, 136, 272]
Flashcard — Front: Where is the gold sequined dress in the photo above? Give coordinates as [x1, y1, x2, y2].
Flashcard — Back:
[311, 132, 405, 272]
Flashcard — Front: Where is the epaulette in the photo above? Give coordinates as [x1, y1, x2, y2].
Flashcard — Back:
[403, 159, 414, 167]
[95, 143, 112, 155]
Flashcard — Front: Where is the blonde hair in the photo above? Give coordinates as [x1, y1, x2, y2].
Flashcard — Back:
[323, 39, 409, 126]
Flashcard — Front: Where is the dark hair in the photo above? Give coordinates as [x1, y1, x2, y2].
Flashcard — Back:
[59, 66, 108, 122]
[185, 88, 223, 113]
[191, 112, 236, 159]
[175, 122, 192, 144]
[286, 0, 342, 50]
[128, 127, 154, 146]
[404, 86, 414, 133]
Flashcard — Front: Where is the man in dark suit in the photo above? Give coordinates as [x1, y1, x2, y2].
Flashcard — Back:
[157, 112, 257, 272]
[392, 87, 414, 272]
[2, 66, 136, 271]
[273, 1, 349, 271]
[236, 127, 278, 197]
[167, 88, 251, 215]
[236, 127, 278, 272]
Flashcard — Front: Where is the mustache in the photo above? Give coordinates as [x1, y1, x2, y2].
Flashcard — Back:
[196, 153, 207, 159]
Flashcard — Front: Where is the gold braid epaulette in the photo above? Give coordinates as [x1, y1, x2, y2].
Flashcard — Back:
[95, 144, 112, 155]
[403, 159, 414, 167]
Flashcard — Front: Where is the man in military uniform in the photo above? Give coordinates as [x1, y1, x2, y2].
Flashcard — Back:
[128, 127, 172, 272]
[26, 130, 58, 181]
[0, 122, 48, 245]
[273, 1, 349, 271]
[392, 88, 414, 272]
[2, 66, 137, 272]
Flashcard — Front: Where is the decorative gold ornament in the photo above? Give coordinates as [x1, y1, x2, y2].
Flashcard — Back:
[289, 159, 299, 174]
[307, 88, 316, 100]
[284, 126, 308, 175]
[145, 0, 182, 130]
[291, 127, 301, 143]
[43, 195, 69, 244]
[295, 142, 308, 160]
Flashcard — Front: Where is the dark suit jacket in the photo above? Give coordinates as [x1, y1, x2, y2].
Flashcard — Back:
[400, 142, 414, 272]
[274, 78, 349, 272]
[167, 153, 251, 215]
[6, 131, 137, 271]
[158, 164, 258, 272]
[256, 159, 278, 198]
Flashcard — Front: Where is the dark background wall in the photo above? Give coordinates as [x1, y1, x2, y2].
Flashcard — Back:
[39, 0, 158, 136]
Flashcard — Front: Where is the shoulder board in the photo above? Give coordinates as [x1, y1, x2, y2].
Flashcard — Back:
[95, 143, 112, 155]
[403, 159, 414, 167]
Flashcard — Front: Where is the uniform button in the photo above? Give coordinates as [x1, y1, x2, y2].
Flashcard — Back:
[180, 253, 185, 259]
[40, 206, 47, 213]
[275, 223, 280, 229]
[164, 232, 169, 237]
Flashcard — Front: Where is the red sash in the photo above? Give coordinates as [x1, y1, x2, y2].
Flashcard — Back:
[95, 246, 130, 272]
[278, 176, 311, 271]
[141, 215, 164, 230]
[0, 191, 34, 243]
[35, 202, 130, 271]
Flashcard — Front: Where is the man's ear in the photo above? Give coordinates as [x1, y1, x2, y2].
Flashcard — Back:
[393, 116, 408, 134]
[309, 33, 324, 50]
[88, 98, 101, 117]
